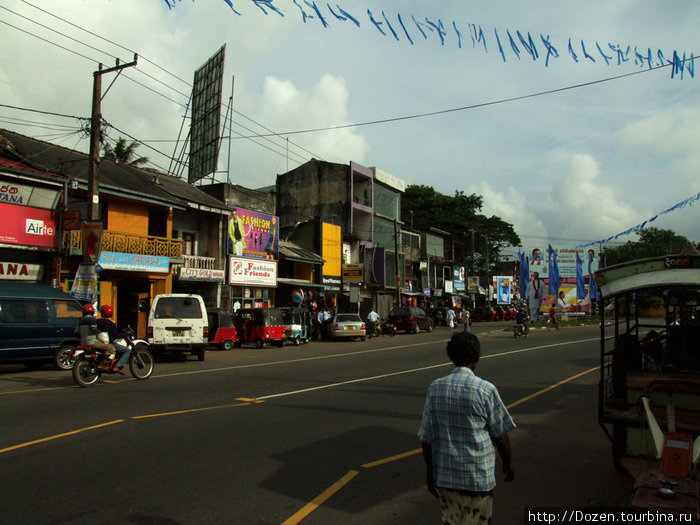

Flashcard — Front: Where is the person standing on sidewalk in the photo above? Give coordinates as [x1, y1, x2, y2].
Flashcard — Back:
[418, 332, 515, 524]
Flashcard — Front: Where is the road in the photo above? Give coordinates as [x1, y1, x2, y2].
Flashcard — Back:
[0, 322, 633, 524]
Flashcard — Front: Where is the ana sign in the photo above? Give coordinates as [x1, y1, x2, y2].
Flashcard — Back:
[0, 262, 44, 281]
[229, 256, 277, 287]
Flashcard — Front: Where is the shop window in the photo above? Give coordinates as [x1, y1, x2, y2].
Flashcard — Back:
[148, 208, 168, 238]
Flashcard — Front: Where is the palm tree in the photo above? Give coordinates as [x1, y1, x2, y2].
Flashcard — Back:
[102, 137, 149, 166]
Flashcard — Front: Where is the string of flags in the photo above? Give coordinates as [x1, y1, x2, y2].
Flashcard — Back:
[163, 0, 695, 80]
[578, 191, 700, 248]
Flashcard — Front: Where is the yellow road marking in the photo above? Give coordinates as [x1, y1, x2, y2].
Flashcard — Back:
[131, 401, 254, 419]
[506, 366, 599, 410]
[281, 470, 360, 525]
[361, 449, 422, 469]
[0, 420, 123, 454]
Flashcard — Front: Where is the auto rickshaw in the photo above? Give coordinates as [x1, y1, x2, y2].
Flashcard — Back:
[280, 307, 312, 345]
[597, 254, 700, 518]
[207, 308, 237, 350]
[233, 307, 286, 348]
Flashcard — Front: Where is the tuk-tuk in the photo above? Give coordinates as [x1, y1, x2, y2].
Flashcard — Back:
[233, 307, 286, 348]
[207, 308, 237, 350]
[597, 255, 700, 517]
[280, 307, 312, 345]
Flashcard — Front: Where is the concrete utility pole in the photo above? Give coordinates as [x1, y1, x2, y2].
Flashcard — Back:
[394, 218, 400, 305]
[87, 56, 138, 220]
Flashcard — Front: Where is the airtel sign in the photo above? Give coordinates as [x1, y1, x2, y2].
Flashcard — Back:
[0, 203, 57, 248]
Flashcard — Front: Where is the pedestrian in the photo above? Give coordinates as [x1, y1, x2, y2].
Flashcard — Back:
[418, 331, 515, 524]
[446, 308, 456, 331]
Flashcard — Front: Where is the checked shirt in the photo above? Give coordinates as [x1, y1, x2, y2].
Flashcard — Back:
[418, 367, 515, 492]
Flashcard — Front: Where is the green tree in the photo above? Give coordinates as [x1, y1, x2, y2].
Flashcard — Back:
[605, 227, 693, 266]
[102, 137, 149, 166]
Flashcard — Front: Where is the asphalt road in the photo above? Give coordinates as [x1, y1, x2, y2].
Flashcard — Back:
[0, 322, 633, 524]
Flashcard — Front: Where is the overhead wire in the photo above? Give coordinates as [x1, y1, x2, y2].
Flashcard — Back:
[9, 0, 323, 167]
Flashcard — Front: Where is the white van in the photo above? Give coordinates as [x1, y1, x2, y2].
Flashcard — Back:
[147, 294, 208, 361]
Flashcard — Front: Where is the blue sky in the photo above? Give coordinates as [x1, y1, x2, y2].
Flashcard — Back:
[1, 0, 698, 251]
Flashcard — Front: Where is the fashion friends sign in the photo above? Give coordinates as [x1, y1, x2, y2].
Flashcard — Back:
[229, 256, 277, 287]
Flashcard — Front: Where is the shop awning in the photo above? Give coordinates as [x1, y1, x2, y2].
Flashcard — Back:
[277, 278, 325, 288]
[278, 240, 325, 265]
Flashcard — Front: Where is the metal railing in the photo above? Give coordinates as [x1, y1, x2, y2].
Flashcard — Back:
[64, 230, 183, 259]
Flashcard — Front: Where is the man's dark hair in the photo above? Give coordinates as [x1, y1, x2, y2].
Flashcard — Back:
[446, 331, 481, 366]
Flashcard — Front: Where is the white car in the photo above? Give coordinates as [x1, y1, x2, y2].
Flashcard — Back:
[330, 313, 366, 341]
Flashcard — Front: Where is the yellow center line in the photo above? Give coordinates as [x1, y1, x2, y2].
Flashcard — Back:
[0, 420, 123, 454]
[132, 401, 253, 419]
[281, 470, 360, 525]
[506, 365, 600, 410]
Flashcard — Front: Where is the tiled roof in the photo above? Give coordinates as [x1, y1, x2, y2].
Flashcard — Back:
[0, 128, 227, 212]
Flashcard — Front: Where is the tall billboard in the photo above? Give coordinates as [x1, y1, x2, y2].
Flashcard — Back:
[188, 45, 225, 184]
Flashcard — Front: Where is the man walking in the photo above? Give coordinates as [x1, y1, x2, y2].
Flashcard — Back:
[418, 332, 515, 524]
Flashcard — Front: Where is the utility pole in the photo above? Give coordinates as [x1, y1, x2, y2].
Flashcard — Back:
[394, 218, 400, 306]
[87, 56, 138, 220]
[484, 233, 490, 301]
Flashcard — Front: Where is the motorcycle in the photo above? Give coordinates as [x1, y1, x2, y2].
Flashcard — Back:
[368, 319, 396, 337]
[72, 328, 154, 387]
[513, 323, 529, 338]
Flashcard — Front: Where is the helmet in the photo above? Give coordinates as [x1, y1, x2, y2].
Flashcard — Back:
[100, 305, 113, 318]
[82, 304, 95, 315]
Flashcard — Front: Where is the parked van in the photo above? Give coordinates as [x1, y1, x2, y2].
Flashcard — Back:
[147, 294, 208, 361]
[0, 282, 83, 369]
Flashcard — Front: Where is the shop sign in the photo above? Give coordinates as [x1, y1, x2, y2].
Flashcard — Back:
[0, 261, 44, 281]
[342, 263, 363, 282]
[229, 256, 277, 287]
[178, 267, 225, 282]
[0, 202, 57, 248]
[97, 251, 169, 273]
[0, 182, 32, 205]
[322, 275, 341, 292]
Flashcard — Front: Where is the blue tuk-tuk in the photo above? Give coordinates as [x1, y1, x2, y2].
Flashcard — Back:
[280, 307, 312, 345]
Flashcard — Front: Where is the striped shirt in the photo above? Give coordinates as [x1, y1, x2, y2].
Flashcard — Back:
[418, 367, 515, 492]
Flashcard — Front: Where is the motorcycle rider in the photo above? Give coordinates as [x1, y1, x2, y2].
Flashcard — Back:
[367, 309, 380, 337]
[515, 307, 529, 335]
[75, 304, 115, 369]
[96, 305, 131, 374]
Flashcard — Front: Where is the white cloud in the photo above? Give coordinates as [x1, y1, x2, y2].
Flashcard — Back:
[255, 74, 371, 165]
[466, 181, 548, 244]
[550, 154, 641, 241]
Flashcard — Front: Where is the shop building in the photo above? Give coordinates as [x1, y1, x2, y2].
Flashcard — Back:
[276, 159, 405, 319]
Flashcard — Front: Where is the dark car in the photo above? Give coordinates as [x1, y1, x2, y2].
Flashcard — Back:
[388, 306, 434, 334]
[0, 282, 83, 369]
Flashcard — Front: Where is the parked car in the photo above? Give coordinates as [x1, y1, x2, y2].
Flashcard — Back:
[0, 282, 83, 369]
[388, 306, 434, 334]
[148, 294, 209, 361]
[330, 313, 366, 341]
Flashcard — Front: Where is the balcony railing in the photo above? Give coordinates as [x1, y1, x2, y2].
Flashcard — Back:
[173, 255, 217, 270]
[65, 230, 183, 259]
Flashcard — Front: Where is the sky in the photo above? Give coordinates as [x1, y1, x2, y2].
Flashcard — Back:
[1, 0, 698, 255]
